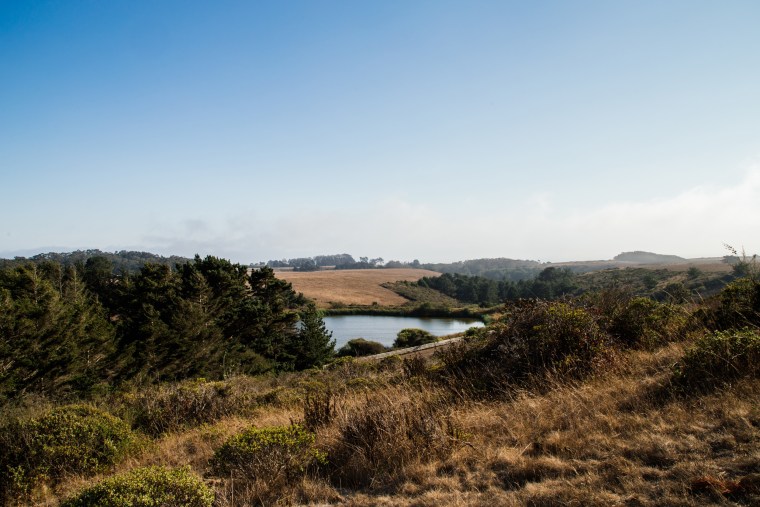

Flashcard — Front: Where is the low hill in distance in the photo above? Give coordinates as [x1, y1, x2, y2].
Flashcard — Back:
[613, 251, 687, 264]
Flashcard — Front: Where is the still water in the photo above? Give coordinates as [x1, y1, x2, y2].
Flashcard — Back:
[323, 315, 484, 349]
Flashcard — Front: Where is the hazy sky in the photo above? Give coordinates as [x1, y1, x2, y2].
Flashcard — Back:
[2, 0, 759, 263]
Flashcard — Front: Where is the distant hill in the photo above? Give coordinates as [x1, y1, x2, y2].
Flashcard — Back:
[422, 258, 543, 281]
[0, 249, 192, 273]
[613, 251, 686, 264]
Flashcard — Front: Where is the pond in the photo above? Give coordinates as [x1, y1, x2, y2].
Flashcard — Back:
[323, 315, 485, 349]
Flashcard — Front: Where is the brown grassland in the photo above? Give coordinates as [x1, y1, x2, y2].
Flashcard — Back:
[275, 268, 441, 307]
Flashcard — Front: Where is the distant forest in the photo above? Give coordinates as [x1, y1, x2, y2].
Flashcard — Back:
[408, 264, 739, 307]
[265, 254, 385, 271]
[0, 249, 192, 274]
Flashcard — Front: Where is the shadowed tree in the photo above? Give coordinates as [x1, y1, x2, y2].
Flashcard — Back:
[292, 303, 335, 369]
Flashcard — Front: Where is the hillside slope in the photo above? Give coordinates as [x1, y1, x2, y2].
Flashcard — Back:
[275, 268, 441, 307]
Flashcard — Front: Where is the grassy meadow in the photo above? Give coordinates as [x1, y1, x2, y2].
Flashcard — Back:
[274, 268, 441, 307]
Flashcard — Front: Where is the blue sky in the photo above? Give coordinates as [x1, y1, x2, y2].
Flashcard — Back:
[2, 0, 759, 263]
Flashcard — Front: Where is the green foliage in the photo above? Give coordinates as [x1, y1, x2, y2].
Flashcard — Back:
[61, 466, 213, 507]
[0, 262, 115, 402]
[687, 266, 702, 279]
[416, 267, 578, 306]
[574, 267, 731, 301]
[0, 405, 136, 502]
[606, 297, 687, 349]
[293, 303, 335, 370]
[439, 300, 608, 393]
[0, 249, 192, 275]
[393, 328, 437, 348]
[210, 424, 326, 482]
[337, 338, 387, 357]
[0, 254, 321, 403]
[421, 257, 542, 281]
[673, 329, 760, 391]
[497, 300, 606, 378]
[712, 277, 760, 330]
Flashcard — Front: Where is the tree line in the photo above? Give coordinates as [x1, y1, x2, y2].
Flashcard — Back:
[415, 267, 579, 306]
[0, 256, 334, 404]
[0, 249, 192, 274]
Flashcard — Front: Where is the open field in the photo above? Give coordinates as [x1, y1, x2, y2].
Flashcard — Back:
[275, 268, 441, 307]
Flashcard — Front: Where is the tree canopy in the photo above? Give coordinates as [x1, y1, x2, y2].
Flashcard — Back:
[0, 256, 334, 403]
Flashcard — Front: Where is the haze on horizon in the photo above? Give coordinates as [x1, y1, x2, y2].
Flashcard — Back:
[2, 1, 759, 265]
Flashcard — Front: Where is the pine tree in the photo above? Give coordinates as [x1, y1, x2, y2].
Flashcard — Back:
[293, 303, 335, 370]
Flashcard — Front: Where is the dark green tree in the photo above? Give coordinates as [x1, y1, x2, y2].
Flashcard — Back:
[292, 303, 335, 369]
[337, 338, 386, 357]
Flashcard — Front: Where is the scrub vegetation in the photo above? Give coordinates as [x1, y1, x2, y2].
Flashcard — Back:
[1, 253, 759, 505]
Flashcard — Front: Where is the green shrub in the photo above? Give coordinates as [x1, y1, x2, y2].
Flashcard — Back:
[439, 300, 608, 394]
[673, 329, 760, 391]
[713, 278, 760, 330]
[393, 328, 437, 348]
[607, 297, 686, 349]
[61, 466, 213, 507]
[209, 424, 325, 482]
[0, 405, 136, 502]
[495, 300, 607, 378]
[337, 338, 387, 357]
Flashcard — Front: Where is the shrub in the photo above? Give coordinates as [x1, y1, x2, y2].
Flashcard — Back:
[393, 328, 437, 348]
[337, 338, 386, 357]
[303, 386, 335, 431]
[61, 466, 213, 507]
[0, 405, 136, 502]
[713, 278, 760, 330]
[673, 328, 760, 391]
[493, 300, 606, 378]
[438, 300, 608, 394]
[607, 297, 687, 349]
[209, 424, 325, 483]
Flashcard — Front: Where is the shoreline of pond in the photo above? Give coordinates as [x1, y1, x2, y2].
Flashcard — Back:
[322, 304, 493, 321]
[322, 313, 487, 349]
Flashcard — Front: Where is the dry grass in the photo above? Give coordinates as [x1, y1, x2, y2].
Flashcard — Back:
[275, 269, 441, 307]
[650, 262, 732, 273]
[16, 339, 760, 506]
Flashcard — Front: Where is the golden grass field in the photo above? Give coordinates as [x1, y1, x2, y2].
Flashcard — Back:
[275, 268, 441, 307]
[43, 341, 760, 507]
